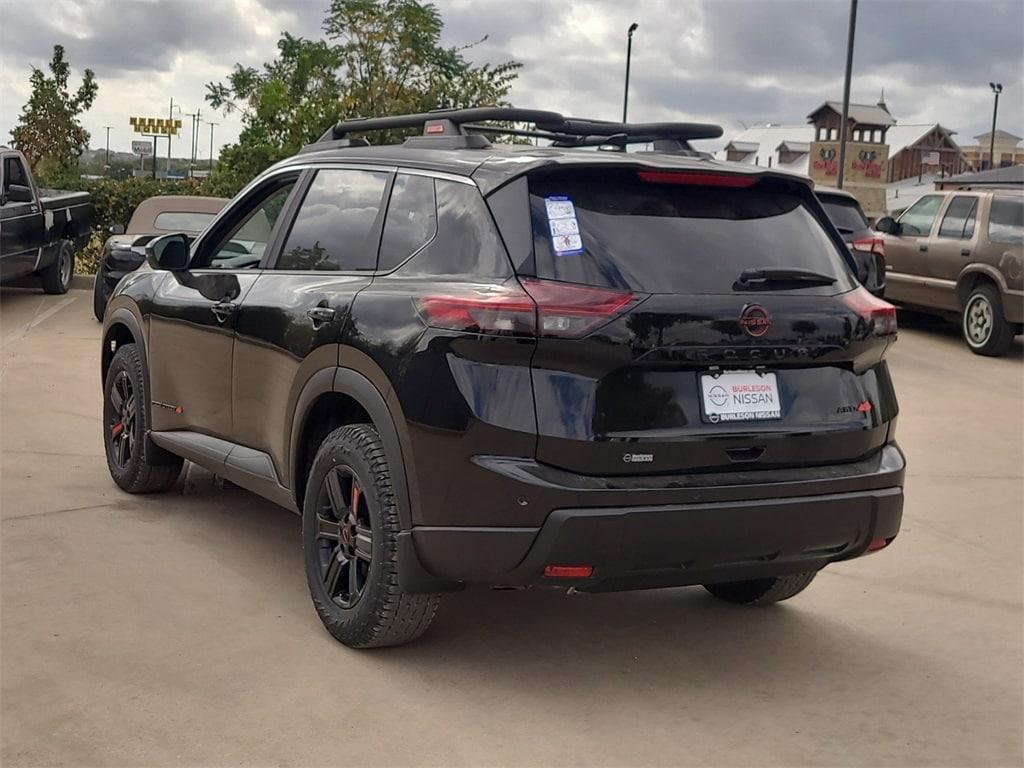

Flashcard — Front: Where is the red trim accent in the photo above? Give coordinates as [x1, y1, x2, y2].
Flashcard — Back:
[637, 171, 757, 187]
[111, 422, 123, 437]
[543, 565, 594, 579]
[867, 538, 888, 551]
[425, 123, 445, 134]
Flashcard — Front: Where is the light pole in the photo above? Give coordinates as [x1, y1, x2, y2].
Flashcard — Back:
[836, 0, 858, 189]
[103, 126, 112, 169]
[208, 122, 218, 171]
[622, 22, 638, 123]
[988, 82, 1002, 170]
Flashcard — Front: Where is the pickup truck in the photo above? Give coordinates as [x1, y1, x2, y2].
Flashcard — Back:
[1, 147, 93, 294]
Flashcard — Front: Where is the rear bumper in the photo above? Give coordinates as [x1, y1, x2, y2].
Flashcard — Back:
[398, 444, 905, 592]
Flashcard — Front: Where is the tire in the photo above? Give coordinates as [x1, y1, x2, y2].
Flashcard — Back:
[962, 284, 1014, 356]
[93, 267, 109, 322]
[704, 571, 817, 606]
[302, 424, 440, 648]
[102, 343, 183, 493]
[40, 240, 74, 295]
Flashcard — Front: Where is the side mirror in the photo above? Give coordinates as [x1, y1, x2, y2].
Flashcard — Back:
[145, 233, 190, 271]
[875, 216, 900, 235]
[109, 223, 126, 236]
[6, 184, 33, 203]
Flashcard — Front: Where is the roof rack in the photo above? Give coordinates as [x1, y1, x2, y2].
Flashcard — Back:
[317, 107, 723, 151]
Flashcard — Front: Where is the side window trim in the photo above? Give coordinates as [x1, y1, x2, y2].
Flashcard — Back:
[258, 168, 315, 269]
[267, 166, 396, 274]
[191, 171, 302, 270]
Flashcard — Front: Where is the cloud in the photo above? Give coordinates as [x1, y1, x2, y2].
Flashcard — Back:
[1, 0, 1021, 158]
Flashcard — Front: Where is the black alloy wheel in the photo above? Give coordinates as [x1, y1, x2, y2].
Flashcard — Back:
[314, 466, 374, 609]
[108, 369, 137, 470]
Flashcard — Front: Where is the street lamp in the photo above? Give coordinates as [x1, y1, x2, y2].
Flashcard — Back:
[836, 0, 858, 189]
[622, 22, 639, 123]
[988, 82, 1002, 170]
[208, 122, 219, 171]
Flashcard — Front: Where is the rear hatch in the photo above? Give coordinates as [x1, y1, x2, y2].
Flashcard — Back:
[502, 165, 897, 476]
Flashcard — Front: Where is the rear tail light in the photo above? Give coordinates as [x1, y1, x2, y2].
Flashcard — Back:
[852, 235, 885, 258]
[416, 279, 636, 339]
[637, 170, 757, 188]
[842, 286, 897, 337]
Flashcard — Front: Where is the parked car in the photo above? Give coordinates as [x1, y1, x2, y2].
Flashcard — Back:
[816, 188, 885, 297]
[99, 108, 904, 648]
[93, 195, 227, 320]
[0, 147, 92, 294]
[877, 189, 1024, 355]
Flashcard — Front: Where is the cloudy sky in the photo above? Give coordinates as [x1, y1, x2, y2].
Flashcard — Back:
[1, 0, 1021, 160]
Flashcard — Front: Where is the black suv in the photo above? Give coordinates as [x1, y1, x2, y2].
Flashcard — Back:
[100, 108, 905, 648]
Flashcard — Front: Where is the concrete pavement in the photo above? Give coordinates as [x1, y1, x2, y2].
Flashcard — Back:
[1, 286, 1021, 767]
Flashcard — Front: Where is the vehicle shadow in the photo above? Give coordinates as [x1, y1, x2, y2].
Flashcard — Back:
[897, 307, 1024, 360]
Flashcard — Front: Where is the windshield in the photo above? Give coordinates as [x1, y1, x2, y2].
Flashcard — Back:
[526, 169, 852, 294]
[820, 199, 868, 233]
[154, 211, 218, 233]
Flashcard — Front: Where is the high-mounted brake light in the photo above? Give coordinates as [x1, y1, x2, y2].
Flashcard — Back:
[416, 280, 637, 339]
[852, 235, 885, 258]
[637, 171, 757, 188]
[842, 286, 897, 337]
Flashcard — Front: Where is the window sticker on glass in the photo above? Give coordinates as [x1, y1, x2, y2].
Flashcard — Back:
[545, 196, 584, 255]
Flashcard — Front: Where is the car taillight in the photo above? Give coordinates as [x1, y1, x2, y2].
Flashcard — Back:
[637, 170, 756, 188]
[842, 286, 897, 337]
[416, 279, 637, 339]
[416, 284, 536, 336]
[520, 278, 636, 338]
[852, 235, 885, 258]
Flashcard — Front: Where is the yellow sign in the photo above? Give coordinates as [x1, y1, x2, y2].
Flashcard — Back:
[129, 116, 182, 136]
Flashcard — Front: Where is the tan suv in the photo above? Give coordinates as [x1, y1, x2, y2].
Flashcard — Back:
[877, 189, 1023, 355]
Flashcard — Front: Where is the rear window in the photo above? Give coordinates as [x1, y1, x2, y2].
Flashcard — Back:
[154, 211, 217, 232]
[819, 198, 868, 233]
[526, 169, 850, 294]
[988, 196, 1024, 245]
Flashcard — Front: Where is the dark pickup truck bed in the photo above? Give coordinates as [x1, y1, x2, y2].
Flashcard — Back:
[1, 147, 93, 294]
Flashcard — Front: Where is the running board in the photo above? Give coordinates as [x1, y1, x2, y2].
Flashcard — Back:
[149, 430, 298, 512]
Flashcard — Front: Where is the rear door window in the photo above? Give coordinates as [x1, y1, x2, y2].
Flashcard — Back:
[988, 196, 1024, 245]
[378, 173, 437, 272]
[897, 195, 943, 236]
[937, 196, 978, 239]
[277, 168, 390, 271]
[525, 168, 849, 294]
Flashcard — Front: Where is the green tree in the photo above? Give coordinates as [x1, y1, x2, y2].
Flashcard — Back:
[10, 45, 98, 176]
[205, 0, 519, 192]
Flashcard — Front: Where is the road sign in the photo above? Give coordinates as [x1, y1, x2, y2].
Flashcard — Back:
[129, 116, 181, 135]
[132, 140, 154, 156]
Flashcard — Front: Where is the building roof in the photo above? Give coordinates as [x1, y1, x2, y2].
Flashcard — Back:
[778, 140, 810, 153]
[972, 129, 1023, 144]
[886, 173, 940, 213]
[808, 101, 896, 127]
[716, 124, 815, 174]
[942, 165, 1024, 186]
[885, 123, 960, 158]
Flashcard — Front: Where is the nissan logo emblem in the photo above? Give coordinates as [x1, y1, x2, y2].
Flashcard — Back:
[740, 304, 771, 337]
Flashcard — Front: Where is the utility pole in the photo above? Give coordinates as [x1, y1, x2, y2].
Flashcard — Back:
[836, 0, 858, 189]
[208, 122, 218, 171]
[622, 22, 639, 123]
[168, 98, 174, 173]
[988, 82, 1002, 170]
[103, 126, 112, 169]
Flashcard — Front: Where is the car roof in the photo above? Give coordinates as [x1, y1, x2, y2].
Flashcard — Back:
[127, 195, 229, 234]
[279, 141, 815, 195]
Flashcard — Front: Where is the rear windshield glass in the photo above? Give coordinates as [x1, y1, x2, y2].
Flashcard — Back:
[154, 211, 217, 232]
[527, 169, 850, 294]
[819, 199, 868, 233]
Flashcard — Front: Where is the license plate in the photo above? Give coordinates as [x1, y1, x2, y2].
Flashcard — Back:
[700, 371, 781, 423]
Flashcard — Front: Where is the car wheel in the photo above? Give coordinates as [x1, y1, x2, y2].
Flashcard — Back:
[703, 571, 817, 606]
[303, 424, 440, 648]
[93, 267, 109, 322]
[40, 240, 74, 295]
[962, 284, 1014, 357]
[103, 343, 183, 493]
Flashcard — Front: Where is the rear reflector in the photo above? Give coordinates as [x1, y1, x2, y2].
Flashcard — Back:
[852, 235, 885, 258]
[544, 565, 594, 579]
[867, 538, 889, 552]
[637, 171, 757, 188]
[417, 280, 636, 339]
[841, 286, 897, 337]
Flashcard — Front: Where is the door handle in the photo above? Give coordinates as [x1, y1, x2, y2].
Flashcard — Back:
[918, 244, 928, 252]
[960, 248, 971, 257]
[306, 306, 336, 327]
[211, 301, 236, 323]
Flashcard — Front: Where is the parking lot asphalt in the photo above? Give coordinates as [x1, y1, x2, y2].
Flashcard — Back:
[1, 286, 1021, 767]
